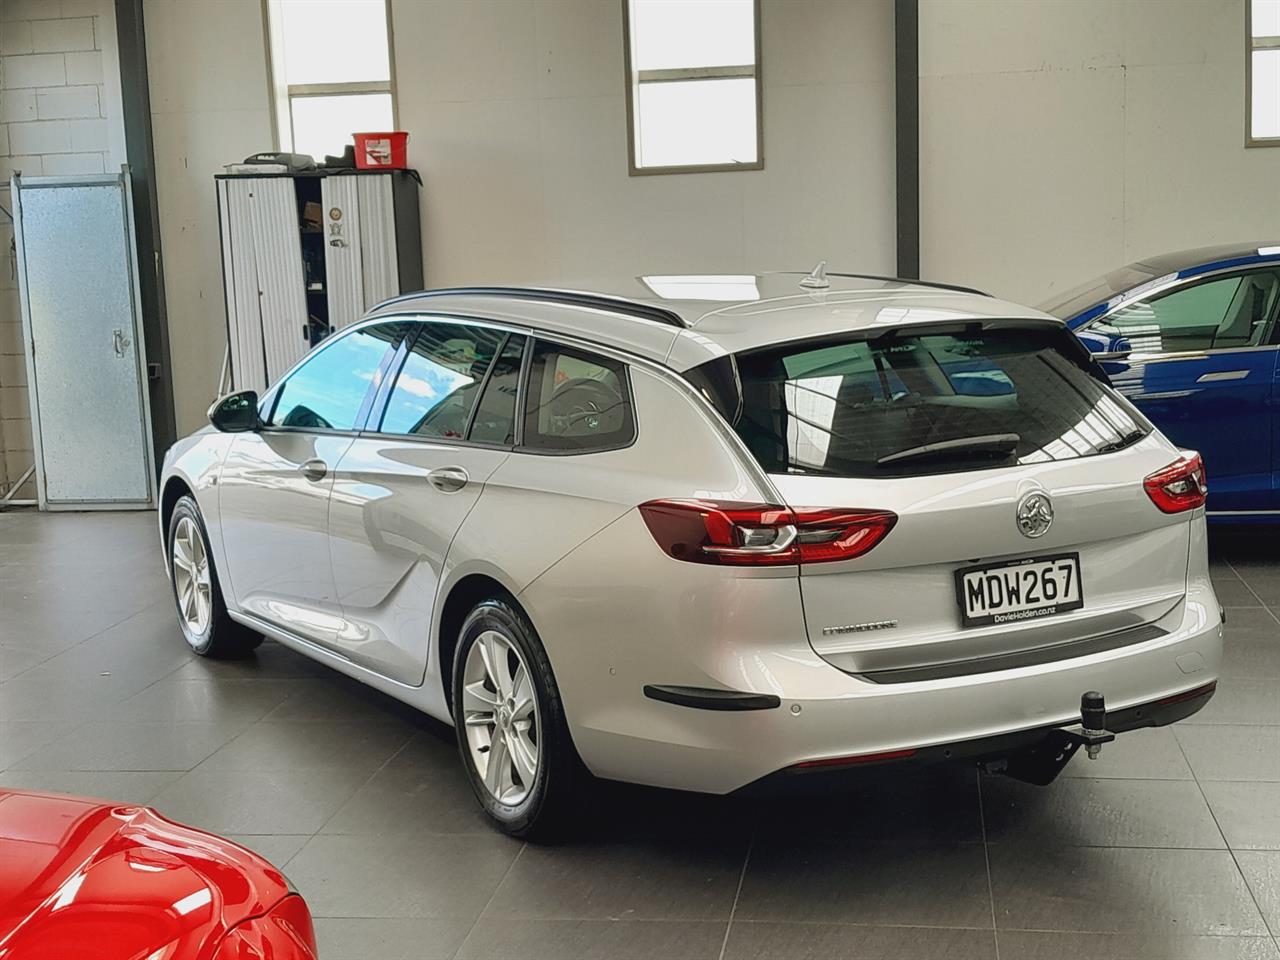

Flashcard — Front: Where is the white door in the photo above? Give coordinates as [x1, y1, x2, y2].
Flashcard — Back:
[13, 173, 154, 509]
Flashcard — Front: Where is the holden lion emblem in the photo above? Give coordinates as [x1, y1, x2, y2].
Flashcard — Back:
[1016, 492, 1054, 539]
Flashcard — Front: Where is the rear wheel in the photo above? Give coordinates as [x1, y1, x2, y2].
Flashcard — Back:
[167, 496, 261, 658]
[452, 598, 579, 839]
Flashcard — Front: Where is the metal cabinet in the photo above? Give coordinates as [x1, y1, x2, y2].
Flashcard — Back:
[216, 170, 422, 391]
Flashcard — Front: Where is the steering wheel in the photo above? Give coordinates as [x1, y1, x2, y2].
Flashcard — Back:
[547, 378, 621, 435]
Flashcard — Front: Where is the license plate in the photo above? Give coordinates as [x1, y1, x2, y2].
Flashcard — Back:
[954, 553, 1083, 627]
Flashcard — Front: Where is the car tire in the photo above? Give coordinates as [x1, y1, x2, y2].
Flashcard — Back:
[452, 598, 581, 839]
[167, 495, 262, 658]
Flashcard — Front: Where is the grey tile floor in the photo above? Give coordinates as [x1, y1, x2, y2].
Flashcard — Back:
[1, 509, 1278, 959]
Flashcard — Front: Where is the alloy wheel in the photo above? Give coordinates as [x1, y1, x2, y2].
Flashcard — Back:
[462, 629, 541, 804]
[171, 515, 212, 638]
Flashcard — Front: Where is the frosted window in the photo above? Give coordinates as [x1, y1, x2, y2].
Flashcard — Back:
[636, 78, 758, 168]
[290, 93, 393, 160]
[278, 0, 390, 85]
[631, 0, 755, 71]
[1253, 0, 1280, 38]
[1254, 50, 1280, 139]
[626, 0, 760, 171]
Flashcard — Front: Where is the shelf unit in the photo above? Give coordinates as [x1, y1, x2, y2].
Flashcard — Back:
[215, 168, 422, 391]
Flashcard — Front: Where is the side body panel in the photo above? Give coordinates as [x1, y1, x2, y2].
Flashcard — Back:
[1101, 349, 1279, 512]
[326, 438, 510, 684]
[217, 432, 354, 643]
[433, 365, 772, 716]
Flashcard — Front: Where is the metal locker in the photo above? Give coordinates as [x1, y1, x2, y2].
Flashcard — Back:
[216, 177, 309, 390]
[320, 176, 364, 330]
[357, 175, 399, 312]
[322, 174, 400, 330]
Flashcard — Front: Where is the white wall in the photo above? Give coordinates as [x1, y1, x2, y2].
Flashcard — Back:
[0, 0, 127, 498]
[392, 0, 896, 287]
[144, 0, 273, 435]
[144, 0, 896, 434]
[920, 0, 1280, 307]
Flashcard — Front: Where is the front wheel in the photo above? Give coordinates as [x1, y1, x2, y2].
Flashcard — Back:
[452, 598, 580, 839]
[167, 495, 262, 658]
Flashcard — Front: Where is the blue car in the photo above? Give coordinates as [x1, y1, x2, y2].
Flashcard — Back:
[1040, 242, 1280, 522]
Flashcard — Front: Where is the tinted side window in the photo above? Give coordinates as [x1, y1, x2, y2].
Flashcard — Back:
[522, 341, 635, 452]
[270, 323, 403, 431]
[1098, 270, 1280, 353]
[468, 335, 526, 445]
[379, 322, 505, 439]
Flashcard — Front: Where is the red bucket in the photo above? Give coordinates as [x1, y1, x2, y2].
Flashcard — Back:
[353, 131, 409, 169]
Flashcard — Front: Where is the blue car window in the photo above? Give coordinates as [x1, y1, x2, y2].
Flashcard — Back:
[1099, 270, 1280, 354]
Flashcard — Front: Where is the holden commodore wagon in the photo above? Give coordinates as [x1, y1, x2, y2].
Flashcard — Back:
[160, 268, 1223, 836]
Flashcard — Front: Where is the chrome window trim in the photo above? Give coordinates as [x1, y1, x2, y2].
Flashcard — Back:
[1081, 263, 1280, 358]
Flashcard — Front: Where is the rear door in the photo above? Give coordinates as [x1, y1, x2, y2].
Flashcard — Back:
[727, 323, 1194, 681]
[325, 320, 524, 683]
[1085, 268, 1280, 512]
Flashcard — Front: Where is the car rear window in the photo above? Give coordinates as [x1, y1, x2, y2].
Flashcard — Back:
[702, 326, 1150, 478]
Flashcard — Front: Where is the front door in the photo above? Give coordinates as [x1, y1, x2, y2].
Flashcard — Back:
[14, 173, 154, 508]
[217, 321, 406, 643]
[327, 321, 525, 683]
[1089, 268, 1280, 513]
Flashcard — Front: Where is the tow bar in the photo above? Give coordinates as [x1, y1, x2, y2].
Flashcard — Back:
[990, 691, 1117, 786]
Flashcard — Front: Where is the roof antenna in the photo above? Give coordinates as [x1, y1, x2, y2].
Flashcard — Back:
[799, 260, 829, 290]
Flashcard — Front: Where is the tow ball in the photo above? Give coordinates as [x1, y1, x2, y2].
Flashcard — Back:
[1060, 691, 1116, 760]
[993, 691, 1117, 786]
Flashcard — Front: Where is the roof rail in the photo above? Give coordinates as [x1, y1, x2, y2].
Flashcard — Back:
[372, 286, 688, 328]
[818, 272, 990, 297]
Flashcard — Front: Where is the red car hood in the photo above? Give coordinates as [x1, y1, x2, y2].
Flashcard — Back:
[0, 790, 290, 960]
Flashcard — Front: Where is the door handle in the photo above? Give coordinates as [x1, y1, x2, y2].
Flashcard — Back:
[427, 466, 468, 493]
[1196, 370, 1249, 383]
[112, 328, 130, 358]
[300, 458, 328, 482]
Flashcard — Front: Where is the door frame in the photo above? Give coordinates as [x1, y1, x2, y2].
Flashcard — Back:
[12, 170, 156, 511]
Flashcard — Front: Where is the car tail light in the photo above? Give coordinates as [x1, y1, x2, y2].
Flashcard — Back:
[638, 499, 896, 566]
[1144, 452, 1207, 513]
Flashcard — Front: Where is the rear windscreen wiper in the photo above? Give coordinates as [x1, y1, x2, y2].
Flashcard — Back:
[1093, 429, 1146, 454]
[877, 433, 1021, 466]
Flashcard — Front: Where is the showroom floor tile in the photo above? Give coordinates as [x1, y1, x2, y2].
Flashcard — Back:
[1, 510, 1278, 959]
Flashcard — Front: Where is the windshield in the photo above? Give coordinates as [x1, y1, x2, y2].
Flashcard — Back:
[706, 326, 1149, 479]
[1038, 263, 1165, 321]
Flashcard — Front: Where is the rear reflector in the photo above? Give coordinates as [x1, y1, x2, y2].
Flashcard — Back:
[638, 500, 897, 566]
[1154, 680, 1216, 707]
[791, 748, 918, 770]
[1144, 452, 1207, 513]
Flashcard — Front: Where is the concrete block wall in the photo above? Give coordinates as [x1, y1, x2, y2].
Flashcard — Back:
[0, 0, 124, 499]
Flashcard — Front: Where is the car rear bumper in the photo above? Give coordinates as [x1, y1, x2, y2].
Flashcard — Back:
[733, 679, 1215, 795]
[523, 509, 1223, 796]
[560, 583, 1222, 795]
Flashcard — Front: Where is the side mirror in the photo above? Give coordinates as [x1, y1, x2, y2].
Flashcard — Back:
[208, 390, 261, 433]
[1076, 328, 1132, 362]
